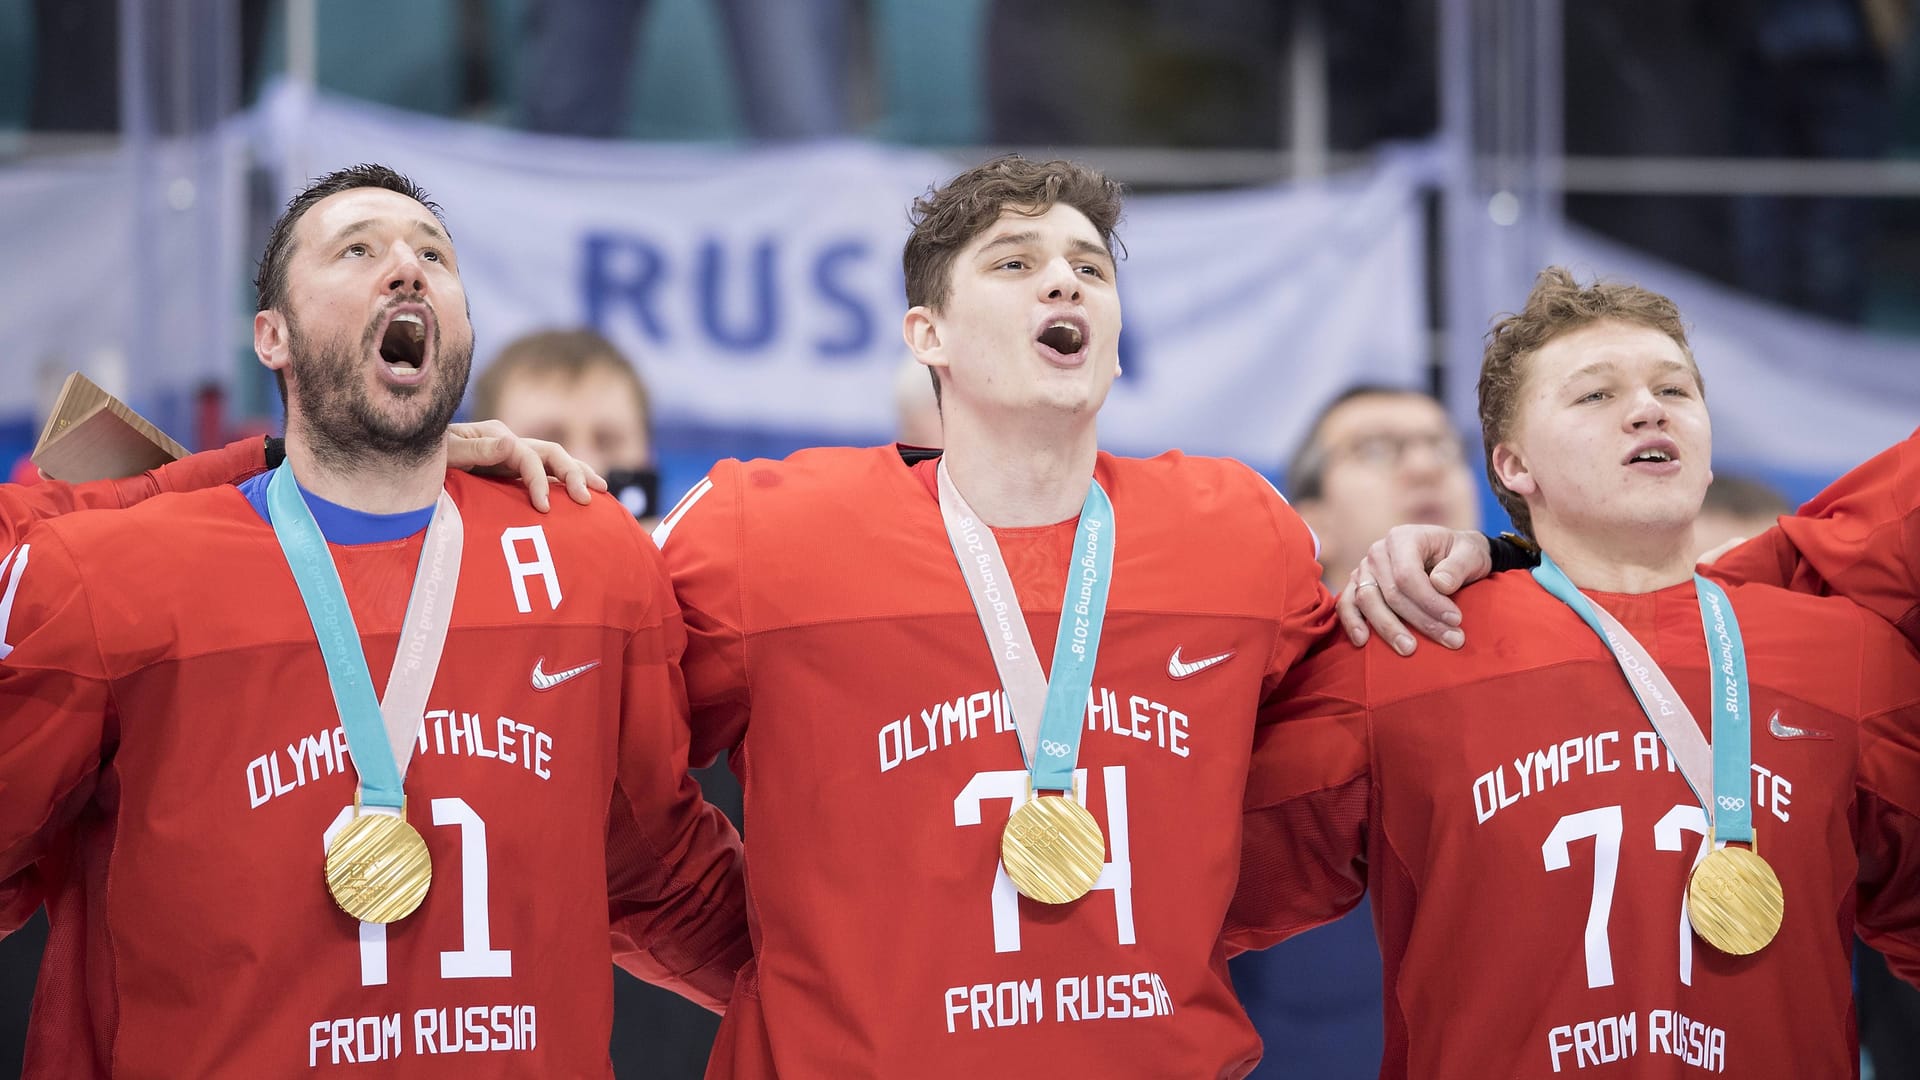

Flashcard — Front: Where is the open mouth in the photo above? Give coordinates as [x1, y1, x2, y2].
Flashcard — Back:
[1035, 317, 1088, 361]
[378, 312, 429, 375]
[1625, 447, 1676, 465]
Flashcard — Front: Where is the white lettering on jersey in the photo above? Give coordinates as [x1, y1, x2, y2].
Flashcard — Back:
[940, 971, 1174, 1034]
[308, 1012, 402, 1067]
[0, 544, 28, 661]
[1475, 730, 1794, 827]
[304, 1005, 537, 1066]
[650, 477, 714, 548]
[249, 713, 552, 810]
[1542, 1006, 1727, 1073]
[499, 526, 561, 614]
[412, 1004, 538, 1056]
[1546, 1012, 1638, 1073]
[879, 685, 1189, 774]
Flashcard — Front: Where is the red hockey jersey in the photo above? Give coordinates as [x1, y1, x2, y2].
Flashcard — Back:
[1712, 426, 1920, 648]
[1234, 573, 1920, 1079]
[0, 470, 746, 1078]
[657, 445, 1335, 1079]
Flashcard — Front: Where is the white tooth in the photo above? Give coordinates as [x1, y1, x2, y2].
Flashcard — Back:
[394, 313, 423, 326]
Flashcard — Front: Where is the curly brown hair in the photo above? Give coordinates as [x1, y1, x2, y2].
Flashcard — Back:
[1479, 267, 1700, 538]
[903, 155, 1124, 312]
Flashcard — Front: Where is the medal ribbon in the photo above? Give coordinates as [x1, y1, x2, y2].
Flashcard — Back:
[268, 462, 463, 810]
[937, 459, 1115, 792]
[1532, 553, 1754, 843]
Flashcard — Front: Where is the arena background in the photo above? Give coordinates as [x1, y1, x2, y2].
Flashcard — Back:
[3, 1, 1919, 1077]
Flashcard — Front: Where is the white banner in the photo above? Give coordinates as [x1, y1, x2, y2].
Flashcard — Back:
[261, 85, 1431, 468]
[0, 153, 136, 419]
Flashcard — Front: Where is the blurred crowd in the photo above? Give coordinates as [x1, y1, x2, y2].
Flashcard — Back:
[12, 0, 1920, 326]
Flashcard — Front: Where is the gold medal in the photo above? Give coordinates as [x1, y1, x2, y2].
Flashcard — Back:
[1001, 794, 1106, 904]
[1687, 841, 1783, 955]
[325, 806, 432, 924]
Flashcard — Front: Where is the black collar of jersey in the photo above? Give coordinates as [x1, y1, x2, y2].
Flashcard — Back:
[897, 444, 943, 466]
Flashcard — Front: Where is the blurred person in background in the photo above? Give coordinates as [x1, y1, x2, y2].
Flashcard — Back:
[1286, 384, 1482, 588]
[1229, 383, 1480, 1079]
[474, 328, 662, 526]
[1692, 472, 1794, 558]
[520, 0, 850, 139]
[893, 355, 943, 448]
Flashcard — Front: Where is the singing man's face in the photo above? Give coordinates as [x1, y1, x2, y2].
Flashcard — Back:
[264, 186, 475, 461]
[907, 202, 1122, 425]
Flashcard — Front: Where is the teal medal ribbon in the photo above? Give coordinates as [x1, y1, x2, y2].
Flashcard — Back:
[1533, 551, 1781, 953]
[936, 460, 1115, 792]
[1028, 484, 1115, 791]
[1531, 553, 1751, 839]
[268, 462, 463, 923]
[268, 462, 404, 808]
[938, 459, 1116, 904]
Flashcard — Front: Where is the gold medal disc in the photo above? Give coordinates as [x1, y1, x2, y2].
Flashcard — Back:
[1001, 795, 1106, 904]
[1687, 845, 1783, 955]
[325, 811, 432, 924]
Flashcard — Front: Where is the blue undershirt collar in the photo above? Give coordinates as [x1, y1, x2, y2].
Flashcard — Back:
[239, 470, 437, 544]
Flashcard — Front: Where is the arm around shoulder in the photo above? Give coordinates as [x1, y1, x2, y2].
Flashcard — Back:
[1228, 636, 1372, 953]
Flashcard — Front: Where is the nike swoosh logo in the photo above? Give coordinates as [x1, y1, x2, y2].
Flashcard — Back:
[531, 657, 602, 692]
[1766, 709, 1829, 740]
[1169, 647, 1235, 680]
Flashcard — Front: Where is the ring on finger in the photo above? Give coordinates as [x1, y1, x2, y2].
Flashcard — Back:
[1355, 579, 1382, 592]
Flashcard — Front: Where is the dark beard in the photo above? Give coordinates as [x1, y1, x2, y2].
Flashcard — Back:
[285, 309, 471, 471]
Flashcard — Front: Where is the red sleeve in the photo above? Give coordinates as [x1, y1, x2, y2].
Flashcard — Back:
[1709, 429, 1920, 646]
[0, 526, 115, 884]
[653, 463, 752, 772]
[1227, 624, 1369, 953]
[0, 438, 269, 551]
[604, 514, 749, 1011]
[1853, 606, 1920, 987]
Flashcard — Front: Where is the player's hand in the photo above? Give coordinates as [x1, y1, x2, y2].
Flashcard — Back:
[1694, 536, 1746, 567]
[1336, 526, 1490, 655]
[445, 420, 606, 512]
